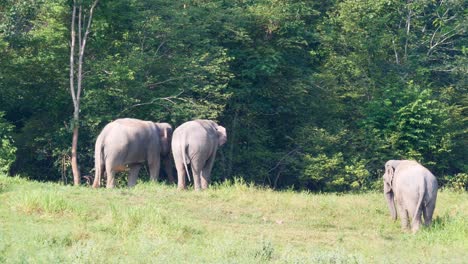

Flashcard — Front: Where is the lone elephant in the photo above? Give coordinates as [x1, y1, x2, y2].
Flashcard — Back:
[92, 118, 174, 188]
[171, 120, 227, 190]
[383, 160, 438, 233]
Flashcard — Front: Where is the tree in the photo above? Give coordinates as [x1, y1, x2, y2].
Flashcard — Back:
[69, 0, 99, 185]
[1, 0, 464, 190]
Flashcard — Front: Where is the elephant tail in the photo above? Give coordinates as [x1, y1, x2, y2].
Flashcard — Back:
[92, 134, 105, 188]
[412, 180, 426, 225]
[181, 140, 191, 182]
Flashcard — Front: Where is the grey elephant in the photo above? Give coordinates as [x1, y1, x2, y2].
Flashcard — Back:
[92, 118, 174, 188]
[171, 120, 227, 190]
[383, 160, 438, 233]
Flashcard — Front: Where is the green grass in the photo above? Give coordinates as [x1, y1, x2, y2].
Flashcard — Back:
[0, 175, 467, 263]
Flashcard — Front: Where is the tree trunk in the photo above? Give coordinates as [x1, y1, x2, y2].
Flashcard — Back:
[69, 0, 99, 186]
[70, 2, 78, 185]
[71, 123, 80, 185]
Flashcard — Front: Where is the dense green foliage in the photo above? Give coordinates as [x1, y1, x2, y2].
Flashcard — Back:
[0, 112, 16, 174]
[0, 0, 466, 190]
[1, 175, 467, 262]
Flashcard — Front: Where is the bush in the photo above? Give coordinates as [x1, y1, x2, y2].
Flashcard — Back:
[0, 112, 16, 174]
[301, 153, 372, 192]
[444, 173, 468, 192]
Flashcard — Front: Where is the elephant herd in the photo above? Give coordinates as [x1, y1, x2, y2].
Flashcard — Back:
[91, 118, 438, 233]
[92, 118, 227, 191]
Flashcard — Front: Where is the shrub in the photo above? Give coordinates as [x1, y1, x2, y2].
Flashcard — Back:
[444, 173, 468, 192]
[301, 153, 372, 192]
[0, 112, 16, 174]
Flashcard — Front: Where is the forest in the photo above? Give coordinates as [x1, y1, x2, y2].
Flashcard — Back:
[0, 0, 466, 191]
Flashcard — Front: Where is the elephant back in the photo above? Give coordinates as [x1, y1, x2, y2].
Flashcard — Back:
[104, 118, 160, 163]
[194, 119, 218, 132]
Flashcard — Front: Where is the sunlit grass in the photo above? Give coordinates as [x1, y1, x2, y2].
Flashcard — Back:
[0, 174, 467, 263]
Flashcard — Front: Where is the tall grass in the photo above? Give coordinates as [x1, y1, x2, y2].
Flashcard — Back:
[0, 174, 467, 263]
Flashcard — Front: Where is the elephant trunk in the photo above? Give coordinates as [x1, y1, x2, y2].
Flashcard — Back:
[385, 191, 397, 220]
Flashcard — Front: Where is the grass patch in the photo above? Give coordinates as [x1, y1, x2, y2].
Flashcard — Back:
[0, 174, 467, 263]
[11, 189, 74, 215]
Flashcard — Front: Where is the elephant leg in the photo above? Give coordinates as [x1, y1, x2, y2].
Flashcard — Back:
[106, 170, 116, 188]
[191, 160, 202, 191]
[128, 164, 142, 187]
[175, 161, 187, 190]
[148, 158, 161, 182]
[92, 176, 100, 188]
[422, 206, 429, 226]
[408, 199, 422, 233]
[104, 159, 119, 188]
[162, 156, 175, 184]
[401, 210, 410, 231]
[411, 209, 422, 233]
[201, 154, 216, 190]
[397, 201, 409, 230]
[92, 163, 105, 188]
[200, 172, 209, 190]
[423, 199, 436, 226]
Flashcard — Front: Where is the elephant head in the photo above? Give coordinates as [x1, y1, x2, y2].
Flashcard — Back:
[156, 122, 173, 157]
[198, 120, 227, 146]
[216, 125, 227, 146]
[383, 160, 398, 220]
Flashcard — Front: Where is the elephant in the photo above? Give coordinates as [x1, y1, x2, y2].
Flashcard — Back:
[383, 160, 438, 233]
[171, 120, 227, 190]
[92, 118, 174, 188]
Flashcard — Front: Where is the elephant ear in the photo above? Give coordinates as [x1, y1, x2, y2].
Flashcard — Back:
[156, 123, 172, 156]
[164, 126, 173, 140]
[383, 164, 394, 193]
[155, 123, 172, 140]
[216, 125, 227, 146]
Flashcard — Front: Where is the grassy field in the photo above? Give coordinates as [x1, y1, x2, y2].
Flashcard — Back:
[0, 175, 467, 263]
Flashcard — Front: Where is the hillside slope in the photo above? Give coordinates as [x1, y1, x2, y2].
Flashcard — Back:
[0, 175, 467, 263]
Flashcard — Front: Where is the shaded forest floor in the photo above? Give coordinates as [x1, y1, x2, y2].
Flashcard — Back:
[0, 175, 467, 263]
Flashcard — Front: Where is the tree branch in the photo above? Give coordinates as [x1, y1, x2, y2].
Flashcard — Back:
[155, 40, 166, 56]
[118, 91, 187, 115]
[147, 77, 184, 89]
[427, 24, 463, 56]
[404, 2, 413, 61]
[268, 148, 301, 173]
[78, 6, 82, 57]
[392, 37, 400, 64]
[69, 1, 77, 108]
[76, 0, 99, 109]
